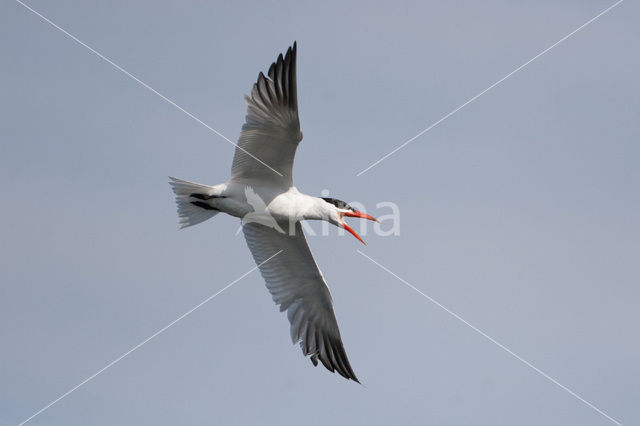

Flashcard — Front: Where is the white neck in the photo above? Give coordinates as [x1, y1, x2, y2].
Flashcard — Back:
[298, 195, 337, 222]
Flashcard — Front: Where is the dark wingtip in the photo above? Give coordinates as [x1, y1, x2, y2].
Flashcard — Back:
[309, 357, 360, 384]
[306, 335, 360, 384]
[341, 369, 361, 384]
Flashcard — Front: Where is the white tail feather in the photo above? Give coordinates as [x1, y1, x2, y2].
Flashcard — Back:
[169, 177, 220, 228]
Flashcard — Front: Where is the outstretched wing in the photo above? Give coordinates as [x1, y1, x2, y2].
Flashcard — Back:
[242, 222, 359, 382]
[231, 42, 302, 188]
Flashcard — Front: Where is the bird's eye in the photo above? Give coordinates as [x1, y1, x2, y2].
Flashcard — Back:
[321, 197, 354, 211]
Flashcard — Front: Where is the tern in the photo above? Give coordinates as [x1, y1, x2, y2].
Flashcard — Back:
[169, 42, 377, 382]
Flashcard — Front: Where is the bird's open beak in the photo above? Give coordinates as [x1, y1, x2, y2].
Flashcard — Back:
[341, 211, 380, 245]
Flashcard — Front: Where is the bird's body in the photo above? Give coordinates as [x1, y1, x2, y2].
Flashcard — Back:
[170, 43, 376, 382]
[171, 179, 331, 225]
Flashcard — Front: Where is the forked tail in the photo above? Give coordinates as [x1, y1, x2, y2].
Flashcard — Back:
[169, 177, 222, 228]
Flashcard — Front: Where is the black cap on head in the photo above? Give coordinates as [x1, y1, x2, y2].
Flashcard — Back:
[321, 197, 356, 212]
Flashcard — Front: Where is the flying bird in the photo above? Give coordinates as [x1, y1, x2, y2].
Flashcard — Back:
[169, 42, 377, 383]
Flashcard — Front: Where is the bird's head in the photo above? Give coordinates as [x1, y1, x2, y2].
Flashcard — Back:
[321, 197, 379, 245]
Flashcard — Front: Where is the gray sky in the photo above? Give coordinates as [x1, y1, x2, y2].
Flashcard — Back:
[1, 1, 639, 425]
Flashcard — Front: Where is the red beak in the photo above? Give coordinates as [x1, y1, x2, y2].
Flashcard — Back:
[342, 210, 380, 245]
[343, 211, 380, 223]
